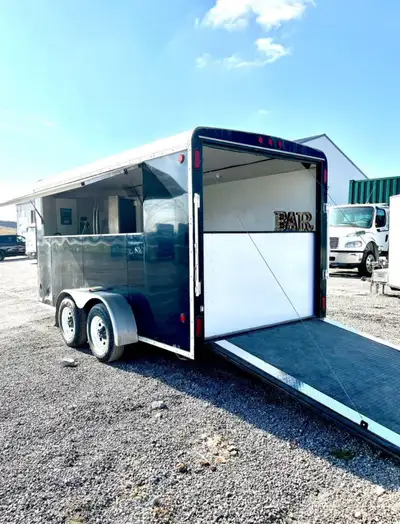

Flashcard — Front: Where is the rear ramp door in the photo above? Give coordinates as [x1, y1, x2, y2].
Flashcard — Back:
[213, 319, 400, 455]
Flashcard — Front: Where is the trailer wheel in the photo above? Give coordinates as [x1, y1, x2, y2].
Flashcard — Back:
[87, 303, 124, 362]
[58, 297, 87, 348]
[358, 251, 376, 277]
[0, 251, 5, 262]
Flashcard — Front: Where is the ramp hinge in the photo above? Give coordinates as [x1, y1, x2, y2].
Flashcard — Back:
[360, 420, 368, 430]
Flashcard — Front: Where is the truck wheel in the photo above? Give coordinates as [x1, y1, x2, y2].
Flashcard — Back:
[58, 297, 87, 348]
[358, 251, 376, 277]
[0, 251, 5, 262]
[87, 303, 124, 362]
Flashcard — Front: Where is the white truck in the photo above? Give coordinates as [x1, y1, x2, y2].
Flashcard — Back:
[329, 203, 389, 276]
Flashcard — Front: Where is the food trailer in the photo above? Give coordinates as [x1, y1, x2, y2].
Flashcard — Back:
[2, 127, 400, 456]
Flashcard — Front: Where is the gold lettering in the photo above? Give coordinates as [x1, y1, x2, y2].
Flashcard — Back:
[285, 212, 298, 231]
[274, 211, 314, 231]
[274, 211, 287, 231]
[299, 212, 314, 231]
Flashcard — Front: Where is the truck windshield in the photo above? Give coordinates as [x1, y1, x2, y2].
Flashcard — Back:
[329, 206, 374, 228]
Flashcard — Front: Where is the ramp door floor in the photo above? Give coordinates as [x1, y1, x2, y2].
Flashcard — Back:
[221, 319, 400, 438]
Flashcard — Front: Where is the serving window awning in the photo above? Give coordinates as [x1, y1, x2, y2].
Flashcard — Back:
[0, 131, 191, 207]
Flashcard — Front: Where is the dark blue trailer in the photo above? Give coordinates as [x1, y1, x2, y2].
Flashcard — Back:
[2, 127, 400, 456]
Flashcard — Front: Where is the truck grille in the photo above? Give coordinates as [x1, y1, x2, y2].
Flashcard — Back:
[330, 237, 339, 249]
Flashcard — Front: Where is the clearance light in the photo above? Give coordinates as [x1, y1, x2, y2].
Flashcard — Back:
[178, 154, 185, 164]
[324, 169, 328, 185]
[194, 150, 201, 169]
[278, 140, 283, 149]
[180, 313, 186, 324]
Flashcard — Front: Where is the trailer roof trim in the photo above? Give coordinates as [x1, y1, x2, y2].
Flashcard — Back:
[0, 130, 192, 206]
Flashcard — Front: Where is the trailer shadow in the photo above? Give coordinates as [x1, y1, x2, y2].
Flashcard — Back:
[112, 343, 399, 490]
[329, 271, 360, 279]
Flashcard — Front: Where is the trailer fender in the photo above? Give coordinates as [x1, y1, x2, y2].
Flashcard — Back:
[55, 290, 138, 347]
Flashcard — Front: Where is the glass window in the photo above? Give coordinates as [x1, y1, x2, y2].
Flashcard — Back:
[329, 206, 374, 228]
[375, 208, 386, 228]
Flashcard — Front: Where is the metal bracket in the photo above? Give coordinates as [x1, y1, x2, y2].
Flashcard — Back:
[360, 420, 369, 430]
[322, 270, 329, 280]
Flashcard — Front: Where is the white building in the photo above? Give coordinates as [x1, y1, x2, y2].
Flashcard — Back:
[297, 134, 368, 205]
[16, 202, 36, 237]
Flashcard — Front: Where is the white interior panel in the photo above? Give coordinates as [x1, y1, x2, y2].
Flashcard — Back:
[204, 233, 315, 338]
[389, 195, 400, 289]
[204, 169, 316, 232]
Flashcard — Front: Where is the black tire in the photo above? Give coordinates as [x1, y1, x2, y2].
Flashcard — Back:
[0, 251, 5, 262]
[58, 297, 87, 348]
[358, 251, 376, 277]
[87, 303, 124, 362]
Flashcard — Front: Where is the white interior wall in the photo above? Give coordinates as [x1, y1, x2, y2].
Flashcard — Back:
[204, 169, 316, 232]
[204, 233, 315, 338]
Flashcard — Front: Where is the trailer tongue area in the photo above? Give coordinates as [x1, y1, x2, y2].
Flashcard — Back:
[213, 319, 400, 454]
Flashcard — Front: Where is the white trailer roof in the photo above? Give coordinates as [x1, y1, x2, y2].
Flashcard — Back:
[0, 130, 192, 206]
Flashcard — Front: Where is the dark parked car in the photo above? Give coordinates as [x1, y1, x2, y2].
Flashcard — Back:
[0, 235, 26, 261]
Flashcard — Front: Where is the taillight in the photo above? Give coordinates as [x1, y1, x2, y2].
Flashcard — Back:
[195, 316, 203, 337]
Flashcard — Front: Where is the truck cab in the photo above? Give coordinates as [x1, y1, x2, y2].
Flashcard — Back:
[329, 204, 389, 276]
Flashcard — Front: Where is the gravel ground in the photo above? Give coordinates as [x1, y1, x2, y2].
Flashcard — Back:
[0, 259, 399, 524]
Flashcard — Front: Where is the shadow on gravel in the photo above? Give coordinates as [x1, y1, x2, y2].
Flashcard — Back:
[110, 343, 399, 490]
[329, 271, 360, 279]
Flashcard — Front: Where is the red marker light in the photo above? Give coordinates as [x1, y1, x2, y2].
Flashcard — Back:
[178, 154, 185, 164]
[180, 313, 186, 324]
[258, 136, 264, 144]
[194, 150, 201, 169]
[321, 295, 326, 312]
[268, 138, 273, 147]
[324, 169, 328, 185]
[195, 316, 203, 337]
[278, 140, 283, 149]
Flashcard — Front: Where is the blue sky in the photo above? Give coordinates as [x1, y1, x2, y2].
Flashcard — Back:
[1, 0, 399, 218]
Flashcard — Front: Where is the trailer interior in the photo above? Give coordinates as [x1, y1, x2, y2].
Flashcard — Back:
[201, 141, 400, 456]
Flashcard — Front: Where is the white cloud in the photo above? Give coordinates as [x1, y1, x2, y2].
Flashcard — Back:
[196, 38, 289, 69]
[256, 37, 290, 62]
[202, 0, 314, 31]
[196, 53, 213, 68]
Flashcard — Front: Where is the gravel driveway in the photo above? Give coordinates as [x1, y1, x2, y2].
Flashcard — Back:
[0, 260, 399, 524]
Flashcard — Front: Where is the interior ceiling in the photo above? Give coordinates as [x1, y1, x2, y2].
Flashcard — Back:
[56, 166, 143, 199]
[203, 145, 315, 186]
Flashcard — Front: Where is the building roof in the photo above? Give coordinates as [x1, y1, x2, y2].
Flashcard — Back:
[297, 133, 368, 180]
